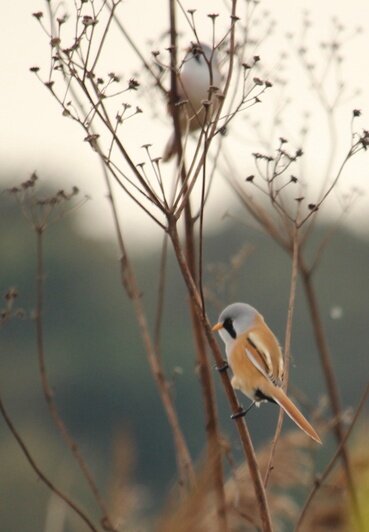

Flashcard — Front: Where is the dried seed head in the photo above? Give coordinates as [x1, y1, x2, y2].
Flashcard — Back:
[128, 78, 140, 90]
[108, 72, 120, 82]
[5, 288, 18, 301]
[50, 37, 61, 48]
[82, 15, 97, 26]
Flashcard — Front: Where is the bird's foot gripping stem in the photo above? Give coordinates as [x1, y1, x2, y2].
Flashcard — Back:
[231, 401, 255, 420]
[215, 360, 229, 373]
[231, 407, 247, 419]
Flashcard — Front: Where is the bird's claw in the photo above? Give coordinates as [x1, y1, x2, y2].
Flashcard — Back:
[231, 408, 247, 419]
[215, 360, 229, 372]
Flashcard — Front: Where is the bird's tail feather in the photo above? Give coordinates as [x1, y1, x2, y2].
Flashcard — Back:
[269, 385, 321, 444]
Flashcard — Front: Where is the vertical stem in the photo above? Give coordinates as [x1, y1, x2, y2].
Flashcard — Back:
[169, 222, 273, 532]
[168, 1, 227, 527]
[295, 383, 369, 531]
[100, 161, 195, 490]
[264, 224, 299, 487]
[35, 228, 117, 532]
[0, 397, 98, 532]
[300, 264, 363, 532]
[168, 0, 183, 163]
[184, 212, 228, 530]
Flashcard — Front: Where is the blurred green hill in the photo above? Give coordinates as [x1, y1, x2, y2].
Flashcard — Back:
[1, 187, 368, 530]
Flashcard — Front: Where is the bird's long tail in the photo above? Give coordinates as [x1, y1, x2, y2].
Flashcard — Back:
[267, 384, 321, 444]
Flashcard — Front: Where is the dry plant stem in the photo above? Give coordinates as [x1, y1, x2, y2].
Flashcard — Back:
[168, 0, 183, 166]
[173, 0, 238, 219]
[168, 1, 228, 527]
[35, 228, 117, 532]
[44, 9, 193, 485]
[109, 3, 167, 95]
[154, 233, 169, 353]
[0, 396, 98, 532]
[300, 261, 363, 532]
[295, 382, 369, 532]
[182, 203, 228, 530]
[99, 158, 194, 489]
[188, 301, 228, 531]
[264, 223, 299, 487]
[169, 221, 273, 532]
[198, 141, 208, 314]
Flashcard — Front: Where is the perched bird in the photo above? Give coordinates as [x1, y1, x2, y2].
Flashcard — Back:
[163, 42, 222, 162]
[212, 302, 321, 444]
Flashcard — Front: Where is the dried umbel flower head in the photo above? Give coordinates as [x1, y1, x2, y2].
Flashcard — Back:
[1, 288, 26, 326]
[8, 174, 87, 231]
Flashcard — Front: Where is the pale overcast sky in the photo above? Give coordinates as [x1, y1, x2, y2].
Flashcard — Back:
[1, 1, 368, 249]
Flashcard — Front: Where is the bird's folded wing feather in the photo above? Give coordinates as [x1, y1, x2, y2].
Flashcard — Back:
[246, 331, 277, 383]
[244, 348, 270, 380]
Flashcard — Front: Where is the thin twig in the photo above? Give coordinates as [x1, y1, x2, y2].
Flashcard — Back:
[0, 395, 98, 532]
[154, 233, 169, 353]
[264, 222, 300, 487]
[168, 2, 228, 528]
[34, 228, 117, 532]
[108, 1, 167, 95]
[295, 382, 369, 531]
[169, 221, 273, 532]
[98, 154, 195, 490]
[300, 261, 364, 531]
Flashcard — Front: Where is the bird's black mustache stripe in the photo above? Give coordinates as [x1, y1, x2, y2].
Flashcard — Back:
[223, 317, 237, 339]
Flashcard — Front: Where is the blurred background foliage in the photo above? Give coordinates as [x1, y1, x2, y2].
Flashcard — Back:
[1, 177, 368, 531]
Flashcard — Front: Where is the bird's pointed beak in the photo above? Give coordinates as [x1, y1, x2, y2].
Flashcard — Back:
[211, 322, 223, 333]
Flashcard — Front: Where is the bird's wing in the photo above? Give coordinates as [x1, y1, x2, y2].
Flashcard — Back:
[246, 331, 278, 384]
[244, 348, 270, 380]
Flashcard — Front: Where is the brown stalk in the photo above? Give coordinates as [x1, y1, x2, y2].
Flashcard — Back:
[108, 2, 167, 95]
[300, 260, 364, 531]
[183, 209, 228, 530]
[169, 221, 273, 532]
[264, 222, 300, 487]
[226, 152, 362, 526]
[154, 233, 169, 353]
[0, 395, 98, 532]
[34, 227, 117, 532]
[98, 157, 195, 489]
[43, 6, 193, 489]
[168, 2, 228, 528]
[173, 0, 239, 220]
[295, 382, 369, 531]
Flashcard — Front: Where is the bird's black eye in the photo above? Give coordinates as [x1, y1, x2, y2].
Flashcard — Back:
[223, 317, 236, 339]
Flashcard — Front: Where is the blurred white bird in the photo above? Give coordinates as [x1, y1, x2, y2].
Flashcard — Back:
[163, 42, 222, 162]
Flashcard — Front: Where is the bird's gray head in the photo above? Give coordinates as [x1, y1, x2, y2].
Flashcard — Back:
[213, 302, 258, 345]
